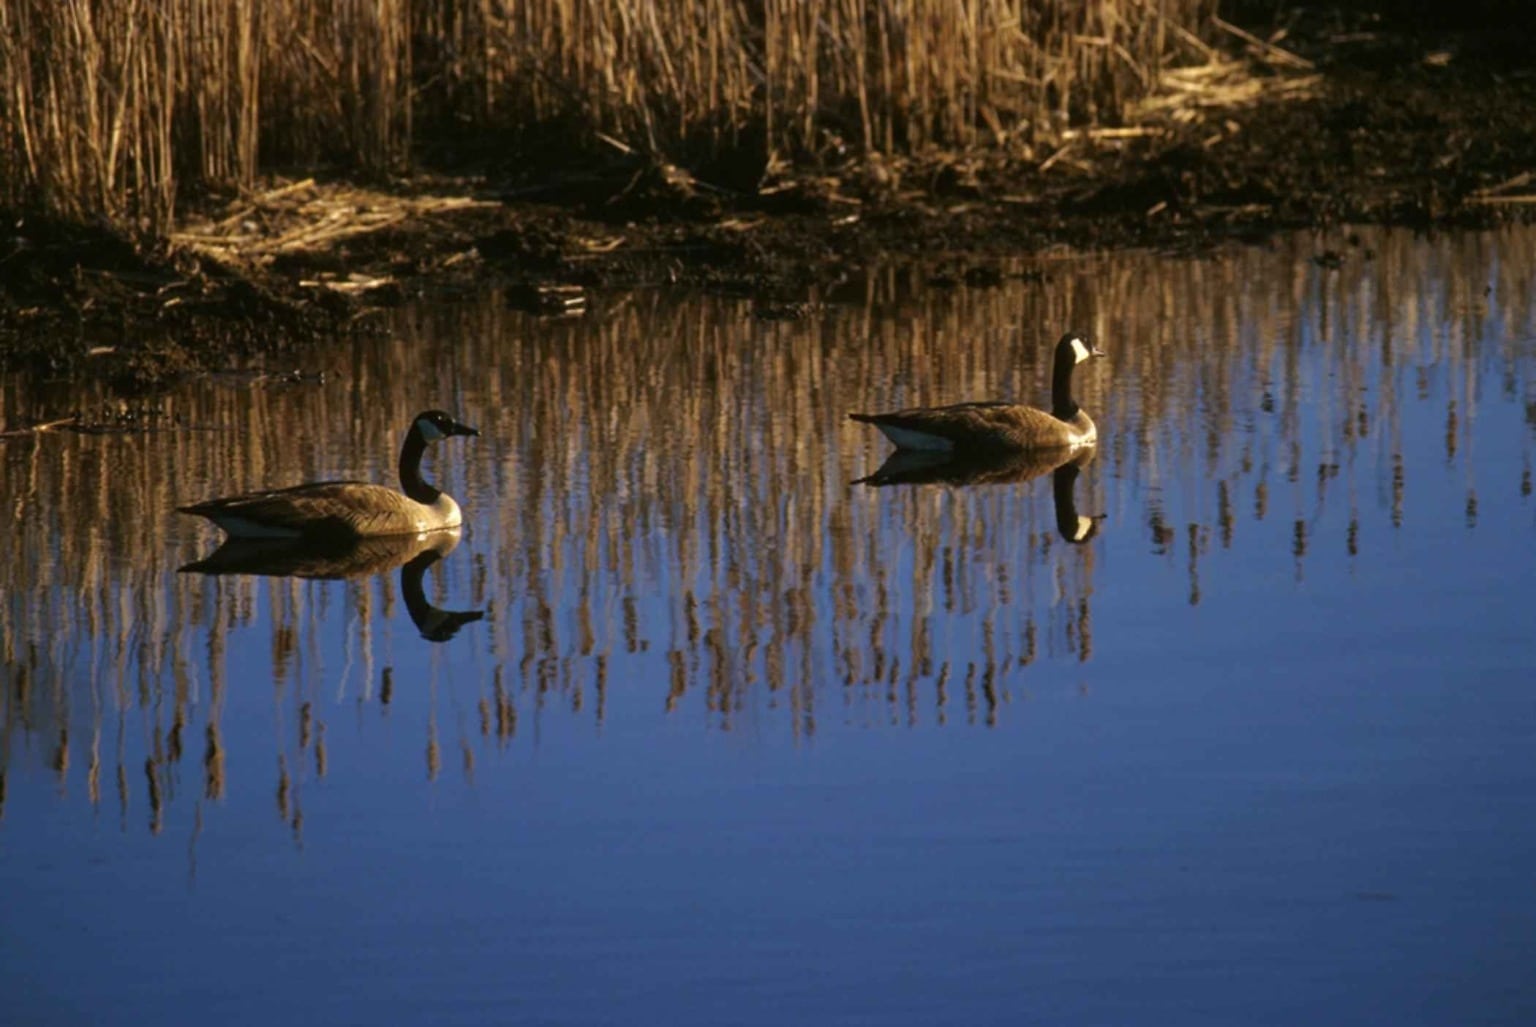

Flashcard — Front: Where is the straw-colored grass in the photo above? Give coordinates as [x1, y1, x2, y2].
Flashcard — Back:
[1, 0, 1219, 234]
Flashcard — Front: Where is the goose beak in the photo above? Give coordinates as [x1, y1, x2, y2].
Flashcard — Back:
[1091, 344, 1107, 358]
[454, 421, 480, 438]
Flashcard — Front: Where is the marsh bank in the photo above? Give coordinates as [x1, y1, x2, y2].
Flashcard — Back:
[3, 6, 1535, 397]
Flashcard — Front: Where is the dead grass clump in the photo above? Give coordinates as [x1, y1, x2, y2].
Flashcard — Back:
[169, 177, 496, 272]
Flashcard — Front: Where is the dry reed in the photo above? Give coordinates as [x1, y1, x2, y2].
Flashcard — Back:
[1, 0, 1218, 234]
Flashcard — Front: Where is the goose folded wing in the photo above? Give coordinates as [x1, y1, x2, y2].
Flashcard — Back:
[873, 402, 1069, 449]
[182, 480, 423, 537]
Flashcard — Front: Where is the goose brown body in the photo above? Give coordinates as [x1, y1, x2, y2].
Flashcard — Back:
[850, 332, 1104, 454]
[179, 410, 478, 541]
[850, 401, 1096, 454]
[179, 481, 462, 539]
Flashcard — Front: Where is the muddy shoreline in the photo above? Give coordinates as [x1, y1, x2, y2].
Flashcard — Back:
[4, 12, 1535, 397]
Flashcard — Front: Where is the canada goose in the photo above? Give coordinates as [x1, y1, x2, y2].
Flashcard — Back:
[849, 332, 1104, 453]
[853, 447, 1103, 544]
[179, 410, 479, 540]
[180, 531, 484, 641]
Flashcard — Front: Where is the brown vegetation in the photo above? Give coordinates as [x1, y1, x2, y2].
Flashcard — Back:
[5, 3, 1536, 397]
[0, 0, 1217, 233]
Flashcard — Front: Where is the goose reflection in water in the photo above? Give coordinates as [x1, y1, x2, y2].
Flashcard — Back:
[855, 447, 1104, 544]
[180, 530, 484, 642]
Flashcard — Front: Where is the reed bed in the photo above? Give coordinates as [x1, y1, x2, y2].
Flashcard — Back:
[3, 227, 1534, 832]
[1, 0, 1222, 234]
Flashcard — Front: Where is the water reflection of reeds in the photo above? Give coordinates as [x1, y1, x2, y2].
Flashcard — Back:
[2, 228, 1534, 828]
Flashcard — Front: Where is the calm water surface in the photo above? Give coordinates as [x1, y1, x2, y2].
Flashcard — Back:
[2, 230, 1534, 1026]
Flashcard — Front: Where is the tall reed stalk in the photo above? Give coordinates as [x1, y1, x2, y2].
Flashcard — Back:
[0, 0, 1214, 234]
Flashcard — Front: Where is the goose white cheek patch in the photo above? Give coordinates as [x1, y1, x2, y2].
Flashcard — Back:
[1070, 337, 1093, 363]
[417, 418, 446, 441]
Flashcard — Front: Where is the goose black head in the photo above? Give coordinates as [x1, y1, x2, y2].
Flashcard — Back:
[414, 410, 480, 441]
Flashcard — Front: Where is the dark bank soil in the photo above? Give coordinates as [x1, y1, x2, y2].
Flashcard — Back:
[4, 6, 1536, 395]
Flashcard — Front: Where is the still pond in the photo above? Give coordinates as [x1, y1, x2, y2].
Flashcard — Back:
[2, 229, 1533, 1026]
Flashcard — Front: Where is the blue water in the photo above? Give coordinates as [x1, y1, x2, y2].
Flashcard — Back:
[2, 229, 1533, 1026]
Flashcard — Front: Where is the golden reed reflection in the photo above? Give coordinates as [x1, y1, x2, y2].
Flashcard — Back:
[1, 228, 1535, 830]
[176, 530, 482, 841]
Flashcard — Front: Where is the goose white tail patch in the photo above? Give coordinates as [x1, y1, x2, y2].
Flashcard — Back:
[1070, 336, 1093, 364]
[877, 424, 956, 452]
